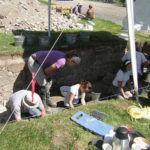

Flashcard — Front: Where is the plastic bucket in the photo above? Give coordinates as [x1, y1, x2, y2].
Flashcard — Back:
[91, 92, 101, 101]
[80, 32, 90, 42]
[143, 71, 150, 82]
[26, 34, 35, 46]
[14, 35, 25, 47]
[66, 34, 77, 44]
[39, 36, 50, 47]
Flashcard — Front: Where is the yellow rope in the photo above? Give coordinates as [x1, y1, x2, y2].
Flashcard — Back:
[127, 105, 150, 120]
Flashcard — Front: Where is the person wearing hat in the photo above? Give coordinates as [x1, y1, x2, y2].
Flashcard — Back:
[6, 90, 45, 122]
[73, 3, 85, 18]
[60, 80, 92, 108]
[112, 60, 134, 100]
[28, 50, 81, 110]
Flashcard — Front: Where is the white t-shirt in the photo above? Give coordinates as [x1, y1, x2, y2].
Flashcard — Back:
[112, 69, 131, 87]
[61, 84, 81, 107]
[122, 51, 147, 75]
[70, 84, 81, 99]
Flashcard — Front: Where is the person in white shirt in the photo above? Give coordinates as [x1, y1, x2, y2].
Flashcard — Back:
[121, 49, 149, 76]
[112, 61, 133, 100]
[60, 81, 92, 108]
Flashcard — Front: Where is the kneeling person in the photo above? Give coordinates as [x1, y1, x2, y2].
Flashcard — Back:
[6, 90, 45, 122]
[112, 61, 133, 100]
[60, 81, 92, 108]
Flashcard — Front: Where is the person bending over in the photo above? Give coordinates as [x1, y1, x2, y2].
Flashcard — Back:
[28, 50, 81, 110]
[60, 81, 92, 108]
[6, 90, 45, 122]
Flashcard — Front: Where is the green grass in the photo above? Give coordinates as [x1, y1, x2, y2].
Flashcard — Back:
[0, 18, 150, 53]
[38, 0, 55, 6]
[0, 100, 149, 150]
[0, 33, 24, 53]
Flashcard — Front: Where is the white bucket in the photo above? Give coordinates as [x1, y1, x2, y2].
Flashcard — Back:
[91, 92, 101, 101]
[14, 35, 25, 47]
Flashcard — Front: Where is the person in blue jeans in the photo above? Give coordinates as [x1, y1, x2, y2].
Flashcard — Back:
[6, 90, 45, 122]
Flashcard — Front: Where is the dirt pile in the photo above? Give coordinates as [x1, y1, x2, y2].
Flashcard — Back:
[0, 0, 93, 33]
[0, 0, 49, 32]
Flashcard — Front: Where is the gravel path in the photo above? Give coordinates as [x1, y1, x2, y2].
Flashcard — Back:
[51, 0, 126, 25]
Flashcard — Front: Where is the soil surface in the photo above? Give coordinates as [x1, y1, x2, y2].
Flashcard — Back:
[115, 101, 131, 110]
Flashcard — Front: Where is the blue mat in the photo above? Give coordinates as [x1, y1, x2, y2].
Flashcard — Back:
[71, 111, 114, 136]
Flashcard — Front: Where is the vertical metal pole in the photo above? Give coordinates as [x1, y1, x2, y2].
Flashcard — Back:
[48, 0, 51, 37]
[126, 0, 139, 102]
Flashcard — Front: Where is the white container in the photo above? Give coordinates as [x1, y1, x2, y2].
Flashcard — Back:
[91, 92, 101, 101]
[14, 35, 25, 47]
[102, 143, 112, 150]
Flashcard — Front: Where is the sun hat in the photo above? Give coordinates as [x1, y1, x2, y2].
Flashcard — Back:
[71, 56, 81, 65]
[22, 91, 39, 109]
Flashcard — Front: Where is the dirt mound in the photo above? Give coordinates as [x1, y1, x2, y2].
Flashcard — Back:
[0, 0, 93, 33]
[0, 0, 48, 32]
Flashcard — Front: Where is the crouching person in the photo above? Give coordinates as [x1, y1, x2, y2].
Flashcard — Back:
[112, 60, 134, 100]
[60, 81, 92, 108]
[6, 90, 45, 122]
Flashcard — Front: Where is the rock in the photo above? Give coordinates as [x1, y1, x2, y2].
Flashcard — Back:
[0, 0, 93, 32]
[7, 63, 24, 73]
[8, 72, 13, 77]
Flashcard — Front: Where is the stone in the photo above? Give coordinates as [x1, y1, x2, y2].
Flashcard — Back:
[8, 72, 13, 76]
[0, 0, 94, 32]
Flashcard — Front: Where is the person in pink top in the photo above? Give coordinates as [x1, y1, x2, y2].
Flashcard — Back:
[28, 50, 81, 111]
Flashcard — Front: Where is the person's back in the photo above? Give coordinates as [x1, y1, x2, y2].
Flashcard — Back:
[6, 90, 28, 111]
[122, 51, 147, 75]
[87, 5, 94, 20]
[6, 90, 45, 121]
[73, 5, 79, 14]
[32, 50, 66, 70]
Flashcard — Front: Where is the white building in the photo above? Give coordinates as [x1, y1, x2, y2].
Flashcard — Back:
[122, 0, 150, 32]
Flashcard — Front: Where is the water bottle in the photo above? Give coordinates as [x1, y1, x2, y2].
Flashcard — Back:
[112, 126, 130, 150]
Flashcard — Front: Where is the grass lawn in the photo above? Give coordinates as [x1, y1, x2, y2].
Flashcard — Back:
[0, 100, 149, 150]
[38, 0, 55, 6]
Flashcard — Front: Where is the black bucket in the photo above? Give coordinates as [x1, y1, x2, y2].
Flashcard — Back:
[26, 34, 36, 46]
[39, 36, 50, 47]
